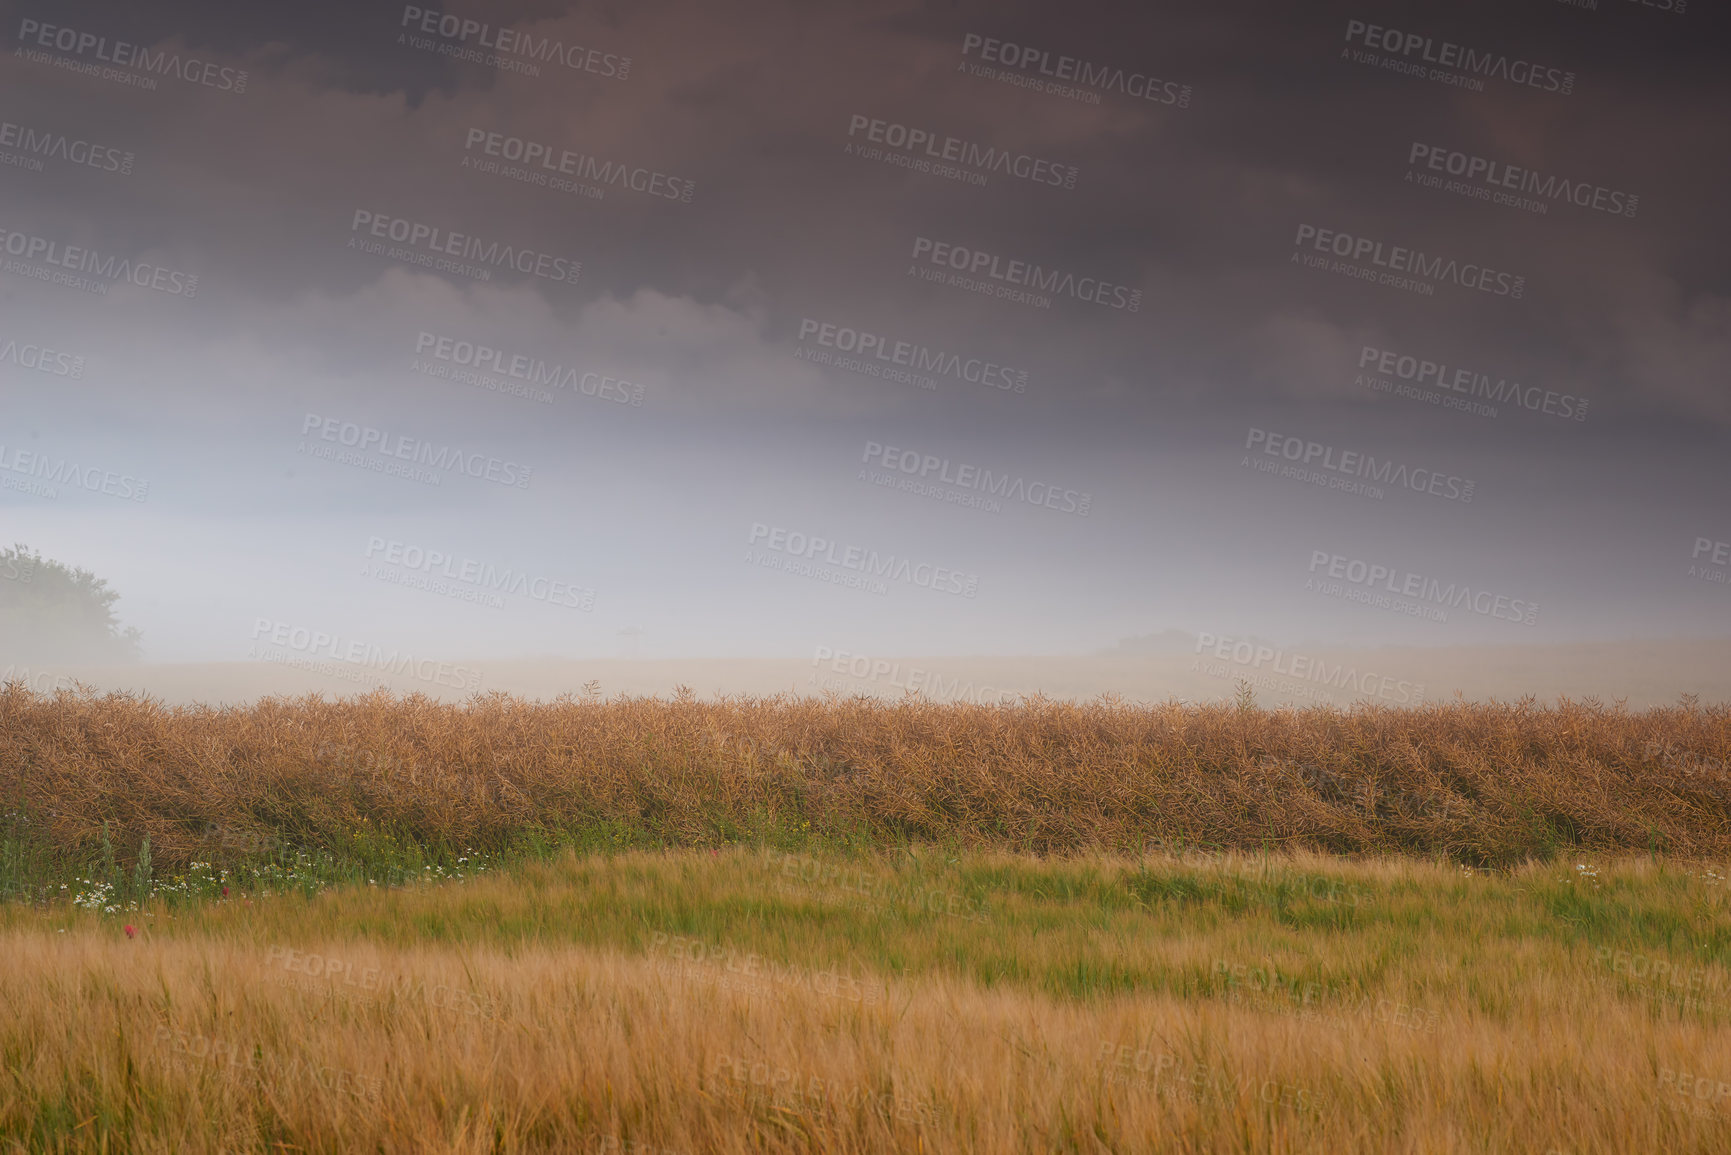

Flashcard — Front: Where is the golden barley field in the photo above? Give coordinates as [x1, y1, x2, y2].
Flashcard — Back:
[2, 686, 1730, 1153]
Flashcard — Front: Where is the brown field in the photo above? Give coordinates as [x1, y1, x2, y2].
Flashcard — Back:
[3, 687, 1730, 1153]
[5, 849, 1731, 1153]
[2, 684, 1729, 874]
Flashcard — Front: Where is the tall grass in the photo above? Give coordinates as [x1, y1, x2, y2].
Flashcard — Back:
[2, 684, 1728, 889]
[6, 684, 1730, 1152]
[4, 849, 1731, 1153]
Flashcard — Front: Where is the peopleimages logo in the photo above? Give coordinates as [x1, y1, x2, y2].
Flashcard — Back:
[1307, 550, 1540, 626]
[249, 619, 482, 691]
[1406, 143, 1636, 219]
[0, 226, 197, 297]
[0, 442, 149, 501]
[910, 236, 1140, 312]
[809, 646, 1020, 706]
[0, 118, 133, 175]
[1193, 631, 1426, 705]
[959, 33, 1192, 107]
[412, 332, 644, 405]
[1244, 427, 1474, 503]
[348, 211, 581, 285]
[845, 114, 1077, 189]
[1357, 346, 1587, 422]
[364, 536, 595, 612]
[14, 17, 249, 92]
[0, 664, 75, 693]
[299, 413, 533, 489]
[1690, 536, 1731, 589]
[747, 523, 979, 598]
[861, 441, 1090, 516]
[795, 318, 1026, 394]
[1695, 538, 1731, 566]
[1293, 223, 1524, 299]
[0, 335, 84, 378]
[462, 128, 695, 202]
[1342, 19, 1574, 95]
[398, 6, 629, 78]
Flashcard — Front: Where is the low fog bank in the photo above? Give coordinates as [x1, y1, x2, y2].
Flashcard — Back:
[7, 636, 1728, 710]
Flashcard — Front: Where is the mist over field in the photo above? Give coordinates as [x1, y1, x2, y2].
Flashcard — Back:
[2, 0, 1728, 700]
[11, 10, 1731, 1152]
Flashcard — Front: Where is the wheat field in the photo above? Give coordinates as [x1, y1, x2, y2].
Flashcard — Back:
[2, 686, 1730, 1152]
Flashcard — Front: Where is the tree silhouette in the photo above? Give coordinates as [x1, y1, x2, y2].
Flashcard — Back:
[0, 543, 142, 664]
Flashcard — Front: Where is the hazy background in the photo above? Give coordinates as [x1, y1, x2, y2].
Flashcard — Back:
[2, 0, 1727, 704]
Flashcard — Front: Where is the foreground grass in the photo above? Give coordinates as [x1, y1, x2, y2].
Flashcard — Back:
[5, 846, 1731, 1153]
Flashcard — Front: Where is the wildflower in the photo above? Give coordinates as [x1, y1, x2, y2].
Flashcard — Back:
[221, 886, 229, 898]
[124, 924, 137, 939]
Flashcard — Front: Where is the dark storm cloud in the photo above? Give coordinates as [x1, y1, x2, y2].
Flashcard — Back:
[2, 0, 1727, 666]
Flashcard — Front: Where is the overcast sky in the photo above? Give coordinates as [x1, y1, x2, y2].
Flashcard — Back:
[2, 0, 1728, 667]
